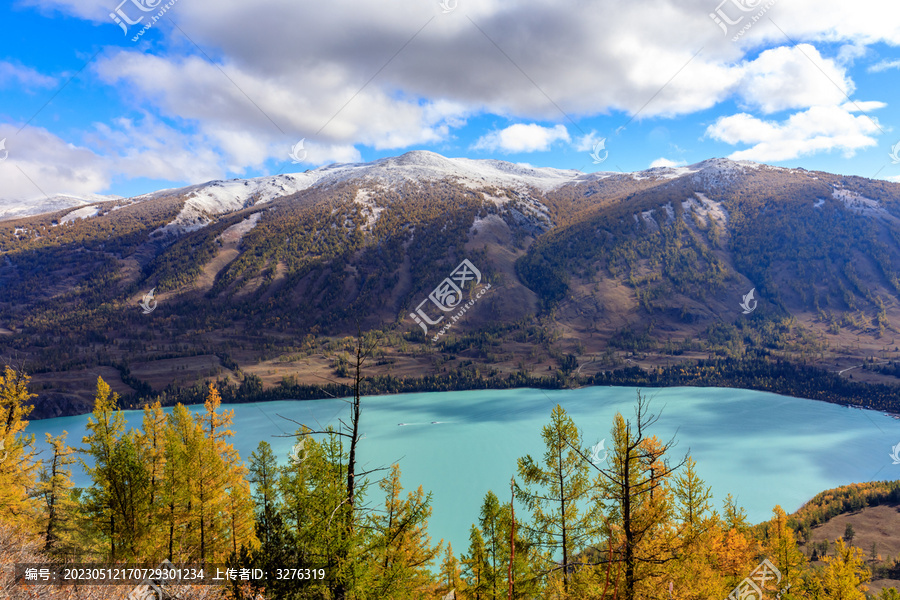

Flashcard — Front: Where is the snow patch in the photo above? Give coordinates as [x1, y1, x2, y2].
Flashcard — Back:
[217, 212, 262, 244]
[354, 189, 384, 230]
[59, 205, 101, 224]
[640, 209, 660, 230]
[833, 188, 883, 215]
[693, 192, 729, 224]
[471, 213, 507, 235]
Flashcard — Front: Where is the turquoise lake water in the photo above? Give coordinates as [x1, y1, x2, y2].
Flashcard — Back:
[29, 386, 900, 555]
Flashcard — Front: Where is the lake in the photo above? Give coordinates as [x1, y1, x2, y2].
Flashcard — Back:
[29, 386, 900, 555]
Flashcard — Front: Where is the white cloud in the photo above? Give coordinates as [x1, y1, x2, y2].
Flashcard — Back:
[472, 124, 570, 153]
[0, 61, 55, 89]
[650, 158, 687, 168]
[868, 59, 900, 72]
[736, 45, 854, 114]
[0, 125, 110, 202]
[842, 100, 888, 113]
[12, 0, 900, 195]
[575, 132, 605, 152]
[885, 175, 900, 183]
[94, 52, 467, 166]
[705, 104, 883, 162]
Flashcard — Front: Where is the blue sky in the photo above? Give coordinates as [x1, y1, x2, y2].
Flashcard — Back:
[2, 0, 900, 203]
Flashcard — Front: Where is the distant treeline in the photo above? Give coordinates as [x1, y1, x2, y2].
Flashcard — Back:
[120, 355, 900, 415]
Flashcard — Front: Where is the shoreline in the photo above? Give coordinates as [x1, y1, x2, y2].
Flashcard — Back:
[27, 356, 900, 420]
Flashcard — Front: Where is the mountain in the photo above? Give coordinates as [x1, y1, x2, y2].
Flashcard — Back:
[3, 151, 900, 417]
[0, 193, 124, 222]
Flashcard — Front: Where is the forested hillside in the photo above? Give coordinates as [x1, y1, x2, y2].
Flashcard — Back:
[2, 152, 900, 416]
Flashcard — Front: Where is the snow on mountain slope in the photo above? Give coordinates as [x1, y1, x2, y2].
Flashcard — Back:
[0, 193, 122, 222]
[153, 151, 587, 234]
[59, 206, 101, 224]
[1, 152, 770, 233]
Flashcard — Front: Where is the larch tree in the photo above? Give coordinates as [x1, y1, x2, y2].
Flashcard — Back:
[439, 542, 463, 598]
[80, 376, 129, 560]
[35, 432, 77, 557]
[163, 403, 198, 561]
[0, 367, 37, 525]
[194, 387, 230, 564]
[369, 463, 440, 599]
[764, 505, 807, 586]
[477, 491, 504, 600]
[249, 440, 280, 547]
[668, 455, 727, 598]
[596, 393, 683, 600]
[136, 400, 168, 515]
[819, 537, 870, 599]
[516, 404, 600, 595]
[462, 524, 489, 600]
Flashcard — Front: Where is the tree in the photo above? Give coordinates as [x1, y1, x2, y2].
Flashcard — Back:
[278, 329, 383, 600]
[672, 456, 713, 541]
[596, 392, 684, 600]
[477, 491, 504, 599]
[439, 543, 463, 598]
[844, 523, 855, 545]
[368, 464, 440, 598]
[136, 400, 168, 512]
[81, 376, 140, 560]
[194, 384, 236, 564]
[35, 432, 77, 557]
[516, 404, 600, 595]
[764, 505, 806, 584]
[462, 525, 490, 599]
[162, 403, 196, 561]
[667, 456, 729, 598]
[248, 441, 280, 546]
[0, 367, 37, 524]
[819, 537, 870, 599]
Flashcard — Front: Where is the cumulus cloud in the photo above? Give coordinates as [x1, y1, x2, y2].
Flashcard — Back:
[10, 0, 900, 195]
[0, 125, 111, 202]
[705, 104, 884, 161]
[736, 45, 854, 114]
[472, 124, 570, 153]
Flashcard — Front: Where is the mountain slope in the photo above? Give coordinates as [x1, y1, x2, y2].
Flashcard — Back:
[3, 152, 900, 415]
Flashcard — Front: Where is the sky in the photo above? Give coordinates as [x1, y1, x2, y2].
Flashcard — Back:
[1, 0, 900, 204]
